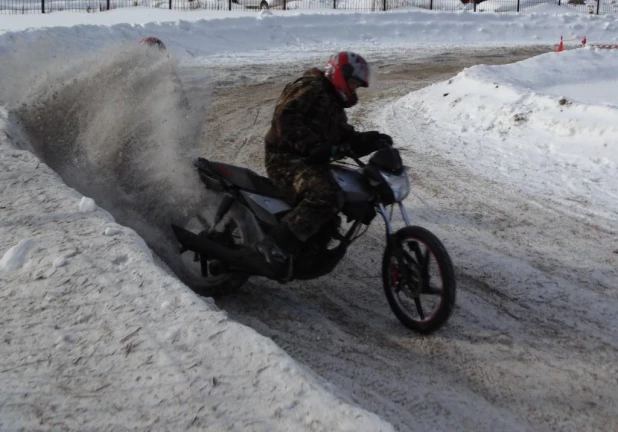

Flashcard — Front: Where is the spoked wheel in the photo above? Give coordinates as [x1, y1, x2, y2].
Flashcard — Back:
[382, 226, 456, 333]
[175, 204, 259, 297]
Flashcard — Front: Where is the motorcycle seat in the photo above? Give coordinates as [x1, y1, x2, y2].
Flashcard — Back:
[195, 158, 285, 200]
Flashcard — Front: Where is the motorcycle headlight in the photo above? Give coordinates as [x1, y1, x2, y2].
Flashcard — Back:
[380, 169, 410, 202]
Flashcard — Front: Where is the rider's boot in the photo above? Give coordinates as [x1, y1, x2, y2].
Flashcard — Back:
[255, 223, 302, 278]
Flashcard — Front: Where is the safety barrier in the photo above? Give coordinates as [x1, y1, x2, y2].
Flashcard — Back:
[1, 0, 616, 14]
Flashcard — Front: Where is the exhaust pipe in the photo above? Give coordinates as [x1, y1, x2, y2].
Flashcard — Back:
[171, 224, 277, 279]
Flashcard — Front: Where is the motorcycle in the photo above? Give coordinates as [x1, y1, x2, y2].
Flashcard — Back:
[171, 146, 456, 333]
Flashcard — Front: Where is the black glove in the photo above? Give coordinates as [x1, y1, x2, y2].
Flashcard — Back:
[374, 133, 394, 149]
[363, 131, 394, 150]
[306, 143, 332, 164]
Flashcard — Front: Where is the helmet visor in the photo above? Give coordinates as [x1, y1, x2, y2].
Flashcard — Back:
[349, 62, 377, 97]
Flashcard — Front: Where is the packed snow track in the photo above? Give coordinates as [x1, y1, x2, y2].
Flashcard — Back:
[184, 46, 618, 432]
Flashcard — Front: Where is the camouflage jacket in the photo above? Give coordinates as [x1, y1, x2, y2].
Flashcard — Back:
[264, 68, 380, 164]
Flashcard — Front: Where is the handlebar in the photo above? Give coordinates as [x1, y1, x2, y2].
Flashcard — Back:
[348, 150, 366, 168]
[333, 143, 366, 168]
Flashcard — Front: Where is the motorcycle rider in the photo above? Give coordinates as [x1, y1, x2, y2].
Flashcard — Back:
[257, 51, 394, 277]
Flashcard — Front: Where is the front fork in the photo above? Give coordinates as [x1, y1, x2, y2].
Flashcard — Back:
[378, 202, 417, 296]
[377, 202, 411, 235]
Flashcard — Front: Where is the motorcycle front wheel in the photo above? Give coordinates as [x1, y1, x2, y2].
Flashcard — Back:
[382, 226, 456, 333]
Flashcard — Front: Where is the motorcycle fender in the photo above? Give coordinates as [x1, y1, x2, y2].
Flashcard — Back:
[240, 191, 291, 226]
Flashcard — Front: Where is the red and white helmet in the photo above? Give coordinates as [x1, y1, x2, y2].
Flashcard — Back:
[324, 51, 372, 108]
[139, 37, 166, 51]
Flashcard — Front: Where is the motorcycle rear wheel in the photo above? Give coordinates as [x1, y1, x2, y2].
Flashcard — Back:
[174, 203, 260, 297]
[382, 226, 456, 333]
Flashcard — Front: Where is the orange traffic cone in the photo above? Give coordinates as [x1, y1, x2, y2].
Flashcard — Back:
[557, 36, 564, 52]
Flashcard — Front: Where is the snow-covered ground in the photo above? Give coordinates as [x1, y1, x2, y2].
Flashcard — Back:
[1, 5, 617, 431]
[389, 48, 618, 226]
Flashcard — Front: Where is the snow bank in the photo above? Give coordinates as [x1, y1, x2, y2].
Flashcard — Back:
[1, 6, 618, 63]
[416, 48, 618, 145]
[0, 105, 394, 430]
[387, 47, 618, 223]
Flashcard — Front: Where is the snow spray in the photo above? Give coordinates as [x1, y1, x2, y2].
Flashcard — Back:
[4, 43, 215, 268]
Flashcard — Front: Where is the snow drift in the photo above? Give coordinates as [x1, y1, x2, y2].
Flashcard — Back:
[388, 47, 618, 225]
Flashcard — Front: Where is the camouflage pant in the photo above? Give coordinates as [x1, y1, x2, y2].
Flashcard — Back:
[266, 157, 343, 242]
